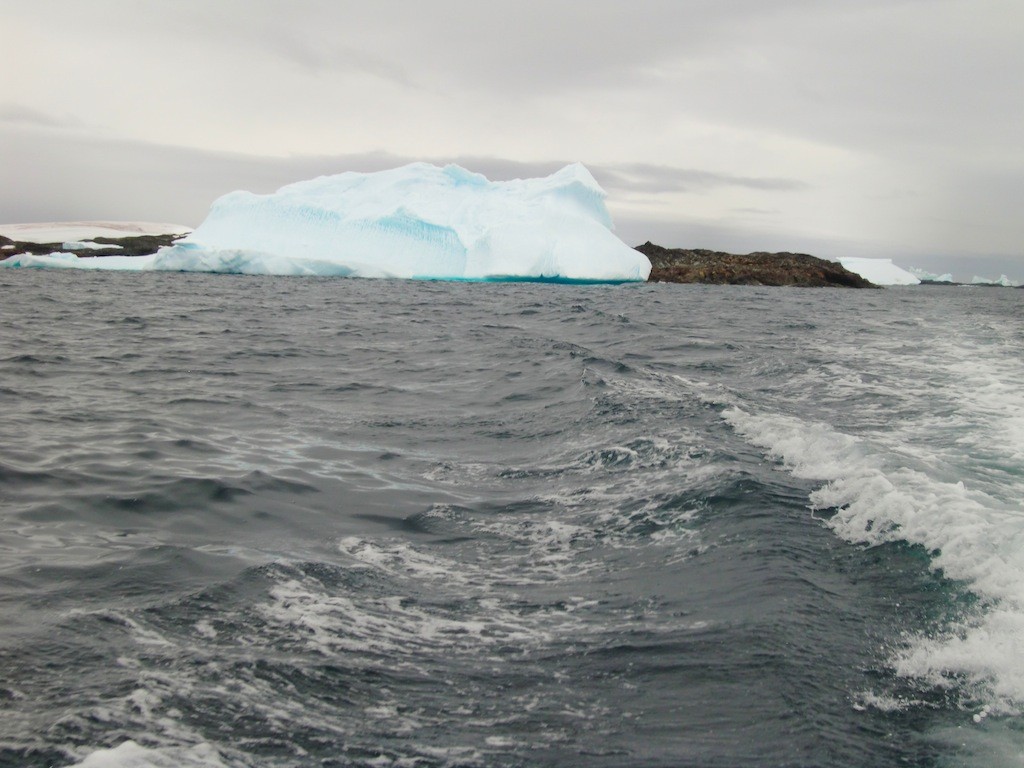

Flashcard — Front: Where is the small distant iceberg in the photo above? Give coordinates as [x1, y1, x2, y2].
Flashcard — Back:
[2, 165, 651, 282]
[909, 267, 953, 283]
[837, 257, 920, 286]
[971, 274, 1019, 287]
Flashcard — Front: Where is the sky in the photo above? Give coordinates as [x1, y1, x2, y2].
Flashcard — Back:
[1, 0, 1022, 280]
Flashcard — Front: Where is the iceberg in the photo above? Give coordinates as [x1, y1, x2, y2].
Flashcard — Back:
[838, 257, 920, 286]
[971, 274, 1019, 287]
[159, 162, 650, 281]
[0, 164, 651, 282]
[909, 267, 954, 283]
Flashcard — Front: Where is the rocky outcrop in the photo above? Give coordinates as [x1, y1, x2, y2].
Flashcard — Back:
[0, 232, 181, 258]
[636, 242, 877, 288]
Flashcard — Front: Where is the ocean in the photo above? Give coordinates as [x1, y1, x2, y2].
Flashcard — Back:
[0, 270, 1021, 767]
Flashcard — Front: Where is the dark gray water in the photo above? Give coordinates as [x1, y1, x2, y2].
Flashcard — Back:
[1, 271, 1022, 767]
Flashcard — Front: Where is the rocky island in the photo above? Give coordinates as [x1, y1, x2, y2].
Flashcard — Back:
[635, 242, 877, 288]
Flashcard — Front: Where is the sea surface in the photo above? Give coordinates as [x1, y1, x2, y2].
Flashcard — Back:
[0, 271, 1022, 767]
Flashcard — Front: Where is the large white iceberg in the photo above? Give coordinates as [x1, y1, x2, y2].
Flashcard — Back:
[838, 257, 920, 286]
[1, 164, 650, 282]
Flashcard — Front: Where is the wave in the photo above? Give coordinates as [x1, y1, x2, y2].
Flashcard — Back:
[723, 406, 1024, 712]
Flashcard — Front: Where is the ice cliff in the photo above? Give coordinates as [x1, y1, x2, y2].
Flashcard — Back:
[152, 163, 650, 282]
[838, 257, 920, 286]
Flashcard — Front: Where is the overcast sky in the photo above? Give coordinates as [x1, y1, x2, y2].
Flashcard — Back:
[2, 0, 1022, 278]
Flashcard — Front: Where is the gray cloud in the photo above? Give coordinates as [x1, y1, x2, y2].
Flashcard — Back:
[731, 207, 781, 215]
[593, 163, 808, 194]
[0, 104, 81, 129]
[0, 127, 808, 225]
[273, 38, 417, 87]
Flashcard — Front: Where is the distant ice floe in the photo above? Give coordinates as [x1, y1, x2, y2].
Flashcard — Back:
[2, 252, 156, 271]
[838, 257, 920, 286]
[971, 275, 1020, 287]
[2, 165, 652, 282]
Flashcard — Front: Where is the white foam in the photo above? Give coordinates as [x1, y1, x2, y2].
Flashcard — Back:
[418, 373, 715, 571]
[339, 535, 473, 585]
[423, 426, 709, 568]
[69, 740, 228, 768]
[724, 406, 1024, 709]
[260, 551, 564, 661]
[852, 690, 929, 713]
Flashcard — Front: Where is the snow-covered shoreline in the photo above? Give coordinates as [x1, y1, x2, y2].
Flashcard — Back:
[0, 221, 192, 244]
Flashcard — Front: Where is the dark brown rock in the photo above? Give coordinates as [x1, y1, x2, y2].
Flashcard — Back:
[636, 242, 877, 288]
[0, 232, 183, 259]
[87, 233, 182, 257]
